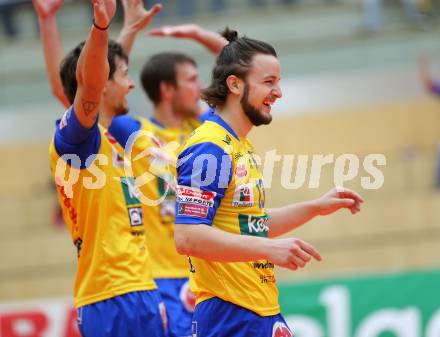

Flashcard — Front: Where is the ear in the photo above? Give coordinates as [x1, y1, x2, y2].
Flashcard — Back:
[159, 81, 175, 101]
[101, 81, 110, 95]
[226, 75, 243, 96]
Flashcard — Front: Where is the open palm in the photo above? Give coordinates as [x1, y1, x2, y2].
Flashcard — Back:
[93, 0, 116, 29]
[122, 0, 162, 32]
[317, 187, 363, 215]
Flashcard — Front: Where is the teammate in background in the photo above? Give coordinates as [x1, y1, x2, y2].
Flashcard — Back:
[47, 1, 166, 336]
[419, 55, 440, 188]
[109, 23, 226, 337]
[34, 1, 224, 335]
[419, 55, 440, 97]
[174, 28, 364, 336]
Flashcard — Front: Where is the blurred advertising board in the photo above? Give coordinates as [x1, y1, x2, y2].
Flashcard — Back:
[0, 269, 439, 337]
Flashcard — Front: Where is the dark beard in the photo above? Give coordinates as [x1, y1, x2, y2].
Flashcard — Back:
[114, 104, 129, 116]
[241, 83, 272, 126]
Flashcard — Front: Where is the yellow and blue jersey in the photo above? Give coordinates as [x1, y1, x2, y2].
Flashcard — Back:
[175, 113, 280, 317]
[49, 106, 156, 308]
[431, 80, 440, 96]
[109, 114, 204, 279]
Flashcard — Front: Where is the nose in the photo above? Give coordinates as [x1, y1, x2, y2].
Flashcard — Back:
[273, 84, 282, 98]
[128, 77, 135, 90]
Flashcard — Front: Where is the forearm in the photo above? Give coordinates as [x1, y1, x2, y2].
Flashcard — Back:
[193, 27, 227, 55]
[117, 25, 137, 55]
[74, 25, 109, 127]
[175, 224, 270, 262]
[38, 15, 69, 108]
[267, 200, 319, 238]
[78, 25, 109, 90]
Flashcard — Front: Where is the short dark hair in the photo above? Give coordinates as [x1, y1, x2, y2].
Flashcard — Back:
[201, 28, 277, 109]
[140, 52, 197, 105]
[60, 40, 129, 104]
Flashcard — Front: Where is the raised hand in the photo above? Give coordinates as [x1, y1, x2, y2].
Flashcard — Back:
[316, 187, 364, 216]
[33, 0, 64, 19]
[92, 0, 116, 29]
[122, 0, 162, 33]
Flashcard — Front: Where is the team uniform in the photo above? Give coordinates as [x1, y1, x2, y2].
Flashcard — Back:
[431, 81, 440, 96]
[175, 113, 293, 337]
[109, 113, 208, 337]
[49, 106, 166, 337]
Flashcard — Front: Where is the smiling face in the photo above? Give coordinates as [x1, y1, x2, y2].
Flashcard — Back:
[103, 56, 135, 116]
[240, 53, 282, 126]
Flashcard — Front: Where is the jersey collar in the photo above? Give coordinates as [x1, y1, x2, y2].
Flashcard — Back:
[209, 113, 239, 141]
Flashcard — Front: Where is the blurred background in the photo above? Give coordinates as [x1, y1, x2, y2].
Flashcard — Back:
[1, 0, 440, 336]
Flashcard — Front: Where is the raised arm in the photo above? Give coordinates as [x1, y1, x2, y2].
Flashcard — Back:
[117, 0, 162, 55]
[33, 0, 70, 108]
[267, 187, 363, 238]
[74, 0, 116, 128]
[149, 24, 228, 55]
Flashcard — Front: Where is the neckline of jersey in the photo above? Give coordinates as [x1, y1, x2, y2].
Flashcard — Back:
[208, 113, 240, 141]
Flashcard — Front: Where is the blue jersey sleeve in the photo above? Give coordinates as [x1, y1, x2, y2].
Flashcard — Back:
[432, 81, 440, 96]
[108, 115, 142, 148]
[198, 107, 215, 123]
[54, 106, 100, 169]
[175, 142, 232, 225]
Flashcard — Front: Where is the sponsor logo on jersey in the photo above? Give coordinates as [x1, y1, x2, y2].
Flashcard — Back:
[178, 203, 209, 218]
[222, 134, 232, 145]
[260, 275, 276, 284]
[128, 207, 143, 227]
[238, 214, 269, 237]
[176, 186, 216, 206]
[120, 177, 144, 226]
[120, 177, 141, 206]
[272, 322, 292, 337]
[232, 183, 254, 207]
[253, 261, 275, 269]
[235, 164, 248, 179]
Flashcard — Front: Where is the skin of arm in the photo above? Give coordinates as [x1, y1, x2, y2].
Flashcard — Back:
[149, 24, 228, 55]
[175, 223, 322, 271]
[175, 187, 363, 270]
[33, 0, 70, 108]
[267, 187, 364, 238]
[73, 0, 116, 128]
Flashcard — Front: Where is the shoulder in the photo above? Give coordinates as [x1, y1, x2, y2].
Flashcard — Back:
[108, 115, 142, 148]
[182, 121, 234, 153]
